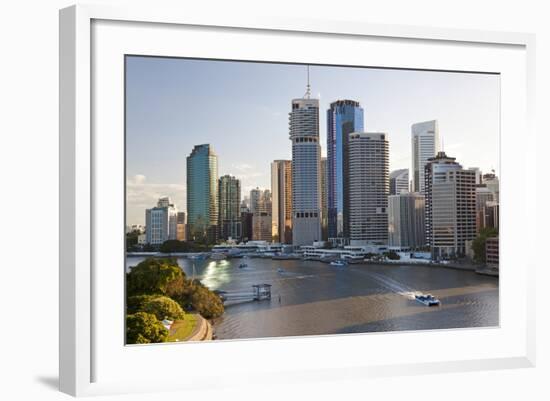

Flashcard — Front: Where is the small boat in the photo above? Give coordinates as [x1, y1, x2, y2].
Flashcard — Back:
[277, 267, 285, 274]
[415, 293, 440, 306]
[239, 263, 248, 268]
[210, 253, 227, 260]
[330, 260, 348, 267]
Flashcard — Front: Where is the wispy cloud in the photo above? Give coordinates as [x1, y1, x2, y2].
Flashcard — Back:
[126, 175, 186, 224]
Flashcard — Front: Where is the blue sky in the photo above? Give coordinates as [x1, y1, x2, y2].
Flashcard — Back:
[126, 56, 500, 226]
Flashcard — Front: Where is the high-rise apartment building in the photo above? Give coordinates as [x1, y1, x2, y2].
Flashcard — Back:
[176, 212, 186, 241]
[424, 152, 476, 259]
[389, 169, 409, 195]
[186, 144, 218, 243]
[326, 100, 364, 242]
[218, 175, 242, 240]
[289, 79, 322, 246]
[388, 192, 425, 248]
[271, 160, 292, 244]
[348, 132, 389, 246]
[145, 197, 178, 245]
[412, 120, 439, 194]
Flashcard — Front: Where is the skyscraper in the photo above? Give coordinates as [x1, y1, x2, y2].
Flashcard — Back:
[348, 132, 389, 245]
[412, 120, 439, 194]
[218, 175, 241, 240]
[289, 71, 322, 246]
[320, 157, 328, 241]
[186, 144, 218, 243]
[388, 193, 425, 248]
[424, 152, 476, 259]
[326, 100, 364, 242]
[389, 169, 409, 195]
[251, 188, 272, 242]
[145, 197, 178, 245]
[271, 160, 292, 244]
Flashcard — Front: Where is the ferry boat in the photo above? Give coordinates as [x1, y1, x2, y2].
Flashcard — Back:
[210, 253, 227, 260]
[239, 263, 248, 269]
[415, 293, 440, 306]
[330, 260, 348, 267]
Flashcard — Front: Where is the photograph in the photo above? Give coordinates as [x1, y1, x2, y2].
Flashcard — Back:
[124, 56, 500, 344]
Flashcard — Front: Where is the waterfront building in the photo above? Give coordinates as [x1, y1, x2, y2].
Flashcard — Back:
[326, 99, 364, 242]
[289, 73, 322, 246]
[424, 152, 476, 259]
[251, 188, 272, 242]
[320, 157, 328, 241]
[176, 212, 186, 241]
[389, 168, 409, 195]
[348, 132, 389, 246]
[186, 144, 219, 243]
[388, 192, 425, 248]
[485, 201, 499, 230]
[412, 120, 439, 194]
[145, 197, 178, 245]
[271, 160, 293, 244]
[486, 236, 499, 269]
[218, 175, 242, 240]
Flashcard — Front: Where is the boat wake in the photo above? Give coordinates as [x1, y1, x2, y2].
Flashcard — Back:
[362, 271, 421, 300]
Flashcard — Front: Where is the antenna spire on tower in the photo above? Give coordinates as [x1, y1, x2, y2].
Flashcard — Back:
[304, 65, 311, 99]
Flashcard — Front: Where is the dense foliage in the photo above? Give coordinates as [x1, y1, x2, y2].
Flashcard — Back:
[159, 240, 211, 253]
[126, 312, 168, 344]
[126, 258, 184, 296]
[472, 227, 498, 263]
[125, 258, 224, 344]
[141, 296, 186, 321]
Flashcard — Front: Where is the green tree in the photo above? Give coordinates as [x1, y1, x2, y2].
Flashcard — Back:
[127, 258, 185, 297]
[127, 294, 155, 314]
[384, 250, 401, 260]
[472, 227, 498, 263]
[126, 312, 168, 344]
[141, 296, 185, 321]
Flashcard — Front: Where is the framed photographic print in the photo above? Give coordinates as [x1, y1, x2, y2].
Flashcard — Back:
[59, 4, 536, 397]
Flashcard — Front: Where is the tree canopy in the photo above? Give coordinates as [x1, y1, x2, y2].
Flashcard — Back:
[126, 258, 185, 297]
[126, 312, 169, 344]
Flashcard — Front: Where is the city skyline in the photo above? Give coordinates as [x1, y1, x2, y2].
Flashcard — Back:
[126, 56, 499, 226]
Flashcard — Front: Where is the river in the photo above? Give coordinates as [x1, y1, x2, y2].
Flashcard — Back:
[126, 256, 498, 340]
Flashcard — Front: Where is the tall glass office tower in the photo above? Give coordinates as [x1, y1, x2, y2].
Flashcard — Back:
[326, 100, 364, 243]
[289, 72, 322, 246]
[412, 120, 439, 194]
[186, 144, 218, 243]
[218, 175, 241, 240]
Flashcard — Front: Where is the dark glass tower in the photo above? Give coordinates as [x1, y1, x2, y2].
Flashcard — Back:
[326, 100, 364, 243]
[186, 144, 218, 243]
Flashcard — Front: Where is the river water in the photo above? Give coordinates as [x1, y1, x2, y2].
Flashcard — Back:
[126, 256, 498, 340]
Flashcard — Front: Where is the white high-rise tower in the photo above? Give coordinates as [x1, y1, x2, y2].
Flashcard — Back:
[289, 67, 322, 246]
[412, 120, 439, 194]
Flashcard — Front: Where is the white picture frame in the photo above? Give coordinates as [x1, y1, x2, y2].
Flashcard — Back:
[59, 3, 536, 397]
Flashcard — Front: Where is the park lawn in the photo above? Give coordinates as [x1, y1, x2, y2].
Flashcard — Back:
[167, 314, 198, 342]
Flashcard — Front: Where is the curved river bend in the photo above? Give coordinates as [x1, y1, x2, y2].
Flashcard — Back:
[126, 257, 498, 340]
